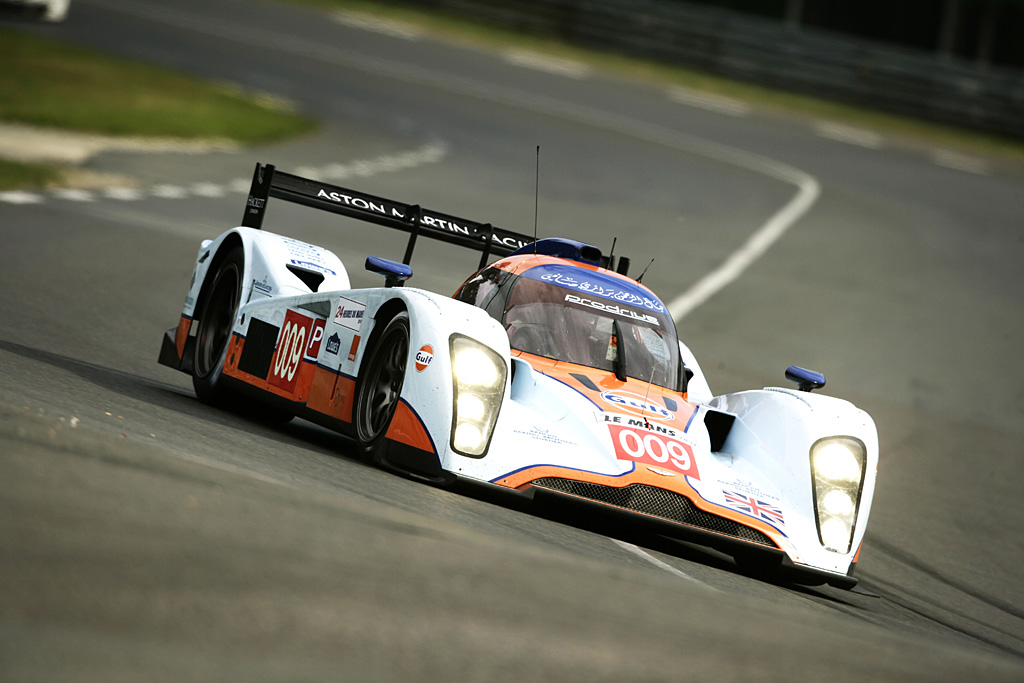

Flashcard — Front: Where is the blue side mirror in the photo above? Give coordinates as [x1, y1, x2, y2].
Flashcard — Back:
[786, 365, 826, 392]
[366, 256, 412, 288]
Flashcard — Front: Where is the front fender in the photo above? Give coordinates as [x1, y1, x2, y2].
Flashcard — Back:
[708, 387, 878, 574]
[370, 289, 512, 473]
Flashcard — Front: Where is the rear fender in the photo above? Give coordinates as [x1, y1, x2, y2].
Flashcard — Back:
[163, 228, 349, 371]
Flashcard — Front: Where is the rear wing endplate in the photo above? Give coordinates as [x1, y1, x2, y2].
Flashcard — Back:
[241, 162, 536, 269]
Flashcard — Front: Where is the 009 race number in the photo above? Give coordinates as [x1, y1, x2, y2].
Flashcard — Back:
[607, 424, 700, 479]
[269, 310, 315, 393]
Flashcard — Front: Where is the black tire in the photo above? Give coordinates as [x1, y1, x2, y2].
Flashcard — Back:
[191, 246, 294, 425]
[192, 246, 243, 405]
[353, 311, 410, 460]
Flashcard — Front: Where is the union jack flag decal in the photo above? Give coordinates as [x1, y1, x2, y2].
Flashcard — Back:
[723, 491, 785, 527]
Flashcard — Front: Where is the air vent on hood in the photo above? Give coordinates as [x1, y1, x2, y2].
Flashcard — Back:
[286, 265, 325, 292]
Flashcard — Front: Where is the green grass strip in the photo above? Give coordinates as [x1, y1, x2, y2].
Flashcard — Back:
[0, 157, 63, 190]
[0, 26, 314, 142]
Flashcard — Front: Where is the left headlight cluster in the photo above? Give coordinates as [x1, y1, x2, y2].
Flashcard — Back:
[449, 335, 507, 457]
[810, 436, 866, 554]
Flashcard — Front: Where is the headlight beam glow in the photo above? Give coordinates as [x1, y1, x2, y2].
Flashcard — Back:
[810, 436, 866, 554]
[449, 335, 507, 457]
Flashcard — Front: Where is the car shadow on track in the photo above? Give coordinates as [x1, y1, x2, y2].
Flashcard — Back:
[0, 338, 373, 467]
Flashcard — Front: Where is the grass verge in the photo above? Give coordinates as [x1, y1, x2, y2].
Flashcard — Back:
[285, 0, 1024, 161]
[0, 158, 63, 190]
[0, 26, 316, 189]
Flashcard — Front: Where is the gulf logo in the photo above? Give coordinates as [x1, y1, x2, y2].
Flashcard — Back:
[415, 344, 433, 372]
[599, 390, 673, 421]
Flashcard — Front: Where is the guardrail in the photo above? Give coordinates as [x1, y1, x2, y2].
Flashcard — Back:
[402, 0, 1024, 139]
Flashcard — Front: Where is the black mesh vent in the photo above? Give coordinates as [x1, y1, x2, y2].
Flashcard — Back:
[530, 478, 776, 547]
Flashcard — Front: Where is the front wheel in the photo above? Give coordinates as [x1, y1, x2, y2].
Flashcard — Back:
[353, 312, 410, 460]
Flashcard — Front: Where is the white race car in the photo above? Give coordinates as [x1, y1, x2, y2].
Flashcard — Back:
[159, 163, 878, 589]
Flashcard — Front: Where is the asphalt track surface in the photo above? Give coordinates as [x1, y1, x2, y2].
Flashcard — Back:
[2, 1, 1024, 680]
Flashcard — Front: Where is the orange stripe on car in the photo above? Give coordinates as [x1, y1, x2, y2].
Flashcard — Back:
[386, 400, 435, 453]
[501, 463, 791, 551]
[174, 315, 191, 360]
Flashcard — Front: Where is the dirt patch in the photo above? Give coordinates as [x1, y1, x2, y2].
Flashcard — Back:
[0, 122, 238, 165]
[0, 122, 240, 188]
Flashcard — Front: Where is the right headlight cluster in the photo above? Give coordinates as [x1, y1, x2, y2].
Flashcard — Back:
[449, 335, 507, 457]
[810, 436, 866, 554]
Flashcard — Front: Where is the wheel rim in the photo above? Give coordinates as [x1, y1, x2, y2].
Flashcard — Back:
[195, 263, 240, 379]
[359, 321, 408, 443]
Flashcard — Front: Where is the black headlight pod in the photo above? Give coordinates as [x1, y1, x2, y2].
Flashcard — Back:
[449, 335, 507, 457]
[810, 436, 867, 553]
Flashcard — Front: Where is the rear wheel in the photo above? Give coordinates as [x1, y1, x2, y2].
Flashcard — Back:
[354, 312, 410, 460]
[193, 247, 243, 404]
[191, 246, 293, 424]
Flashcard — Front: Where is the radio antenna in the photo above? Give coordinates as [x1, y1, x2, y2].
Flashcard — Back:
[636, 258, 655, 283]
[641, 365, 657, 431]
[533, 145, 540, 253]
[607, 237, 617, 270]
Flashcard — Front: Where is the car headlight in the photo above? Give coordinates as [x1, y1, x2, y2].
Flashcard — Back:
[810, 436, 866, 553]
[450, 335, 506, 457]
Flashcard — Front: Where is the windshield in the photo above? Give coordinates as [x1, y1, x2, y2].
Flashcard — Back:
[503, 273, 680, 390]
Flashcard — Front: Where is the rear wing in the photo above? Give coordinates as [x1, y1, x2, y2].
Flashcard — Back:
[241, 162, 536, 270]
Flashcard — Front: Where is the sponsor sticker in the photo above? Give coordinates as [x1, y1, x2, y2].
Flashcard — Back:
[717, 478, 780, 503]
[602, 413, 679, 438]
[599, 390, 673, 422]
[564, 294, 660, 326]
[333, 296, 366, 332]
[348, 335, 361, 362]
[528, 266, 666, 313]
[291, 259, 336, 276]
[325, 332, 341, 356]
[303, 318, 326, 361]
[252, 275, 272, 295]
[415, 344, 433, 372]
[513, 426, 578, 447]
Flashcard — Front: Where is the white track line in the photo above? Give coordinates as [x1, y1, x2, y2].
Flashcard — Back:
[813, 121, 884, 149]
[0, 190, 43, 204]
[503, 49, 591, 79]
[3, 145, 448, 206]
[931, 149, 989, 175]
[667, 171, 820, 321]
[332, 10, 423, 41]
[668, 86, 751, 117]
[613, 539, 718, 591]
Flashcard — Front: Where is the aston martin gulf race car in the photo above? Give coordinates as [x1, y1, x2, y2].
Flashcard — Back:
[159, 163, 878, 589]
